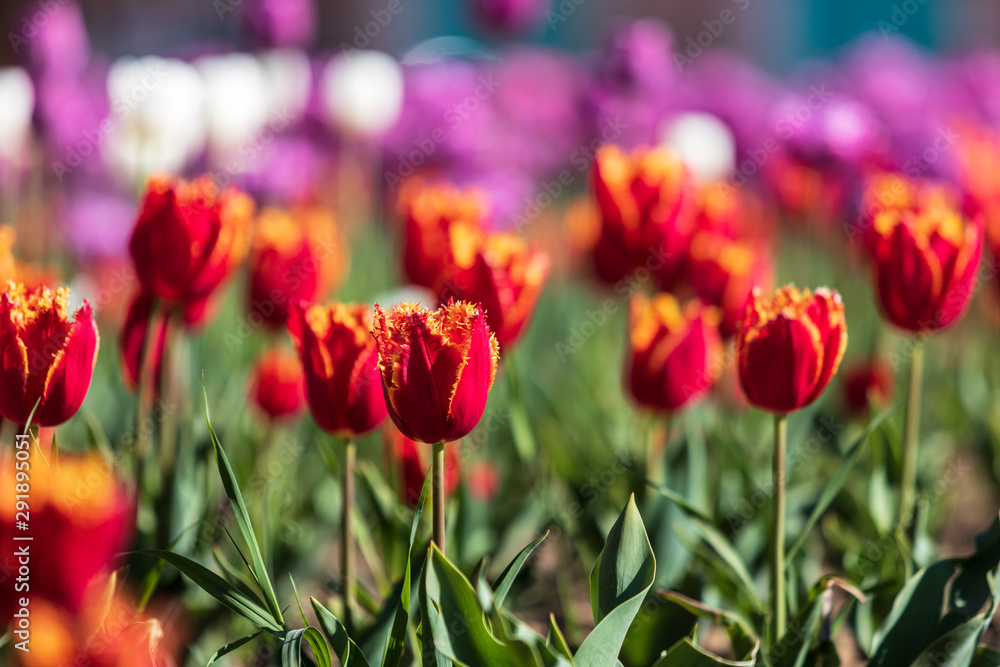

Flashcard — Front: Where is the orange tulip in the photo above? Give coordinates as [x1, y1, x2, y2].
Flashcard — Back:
[0, 282, 99, 426]
[737, 285, 847, 413]
[626, 293, 722, 412]
[372, 301, 499, 444]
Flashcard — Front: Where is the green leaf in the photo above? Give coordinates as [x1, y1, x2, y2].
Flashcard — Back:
[492, 531, 549, 609]
[311, 597, 372, 667]
[381, 469, 430, 667]
[203, 382, 283, 626]
[546, 614, 575, 664]
[575, 494, 655, 666]
[657, 592, 759, 662]
[206, 631, 263, 666]
[785, 409, 894, 565]
[136, 550, 282, 633]
[687, 517, 764, 612]
[421, 544, 529, 667]
[870, 514, 1000, 667]
[282, 627, 333, 667]
[653, 638, 755, 666]
[636, 473, 714, 523]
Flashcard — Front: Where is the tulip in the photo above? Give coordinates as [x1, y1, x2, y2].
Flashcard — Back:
[737, 285, 847, 413]
[0, 451, 130, 620]
[439, 230, 550, 349]
[0, 282, 99, 427]
[626, 294, 722, 412]
[372, 300, 499, 553]
[736, 284, 847, 644]
[129, 174, 254, 311]
[289, 300, 386, 630]
[250, 348, 305, 421]
[399, 180, 489, 289]
[591, 144, 695, 288]
[120, 290, 167, 396]
[687, 231, 772, 338]
[248, 206, 345, 328]
[870, 203, 982, 333]
[288, 302, 386, 437]
[865, 182, 982, 540]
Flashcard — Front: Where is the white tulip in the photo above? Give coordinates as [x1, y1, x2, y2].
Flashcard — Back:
[104, 56, 206, 184]
[258, 48, 312, 125]
[0, 68, 34, 164]
[321, 50, 404, 139]
[196, 52, 270, 157]
[659, 112, 736, 184]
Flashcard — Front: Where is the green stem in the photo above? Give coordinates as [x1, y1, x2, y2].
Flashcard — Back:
[433, 441, 446, 554]
[342, 439, 356, 633]
[899, 339, 925, 534]
[771, 413, 788, 646]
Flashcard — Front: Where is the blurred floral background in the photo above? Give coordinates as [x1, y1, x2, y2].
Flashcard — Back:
[3, 0, 1000, 665]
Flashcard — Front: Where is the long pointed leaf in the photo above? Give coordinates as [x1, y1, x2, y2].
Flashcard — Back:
[493, 531, 549, 609]
[203, 382, 283, 625]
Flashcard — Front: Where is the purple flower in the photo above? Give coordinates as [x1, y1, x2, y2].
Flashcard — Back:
[14, 0, 90, 78]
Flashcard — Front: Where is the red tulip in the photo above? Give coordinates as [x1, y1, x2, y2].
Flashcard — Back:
[288, 302, 387, 437]
[0, 451, 130, 620]
[592, 144, 695, 288]
[372, 301, 499, 444]
[129, 174, 254, 309]
[439, 229, 550, 349]
[870, 202, 982, 333]
[0, 282, 99, 426]
[842, 358, 894, 417]
[737, 285, 847, 413]
[250, 348, 306, 421]
[399, 180, 489, 289]
[385, 427, 460, 507]
[248, 206, 345, 328]
[626, 293, 723, 412]
[687, 231, 772, 338]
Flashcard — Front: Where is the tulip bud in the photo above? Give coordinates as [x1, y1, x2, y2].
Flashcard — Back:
[626, 293, 723, 412]
[439, 229, 550, 349]
[129, 175, 254, 310]
[289, 302, 387, 437]
[399, 180, 489, 289]
[870, 199, 982, 332]
[0, 282, 99, 426]
[248, 206, 345, 327]
[591, 144, 695, 288]
[372, 301, 499, 444]
[250, 348, 306, 421]
[737, 285, 847, 413]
